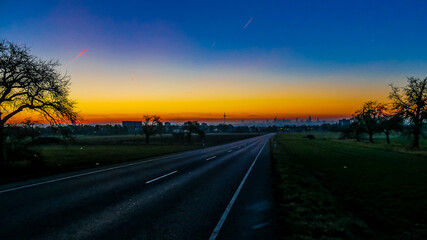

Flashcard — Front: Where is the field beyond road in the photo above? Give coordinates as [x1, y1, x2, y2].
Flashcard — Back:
[272, 133, 427, 240]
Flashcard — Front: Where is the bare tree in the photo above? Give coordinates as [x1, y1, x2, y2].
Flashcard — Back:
[353, 101, 385, 143]
[389, 77, 427, 148]
[142, 115, 161, 144]
[183, 121, 205, 144]
[0, 40, 79, 165]
[379, 113, 404, 144]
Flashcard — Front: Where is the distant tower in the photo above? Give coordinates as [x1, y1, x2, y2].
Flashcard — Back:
[308, 115, 312, 123]
[223, 113, 226, 124]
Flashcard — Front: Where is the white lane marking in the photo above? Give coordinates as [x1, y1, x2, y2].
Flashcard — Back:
[145, 171, 178, 184]
[227, 150, 233, 153]
[209, 140, 267, 240]
[206, 156, 217, 161]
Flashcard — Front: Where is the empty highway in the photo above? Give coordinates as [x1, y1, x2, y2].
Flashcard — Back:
[0, 134, 275, 240]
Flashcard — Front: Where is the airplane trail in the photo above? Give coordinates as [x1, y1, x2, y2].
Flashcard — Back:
[242, 18, 253, 29]
[65, 49, 87, 68]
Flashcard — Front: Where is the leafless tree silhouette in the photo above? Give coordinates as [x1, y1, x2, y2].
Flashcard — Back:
[389, 77, 427, 148]
[142, 115, 161, 144]
[353, 101, 385, 143]
[379, 113, 404, 144]
[0, 40, 79, 165]
[183, 121, 205, 144]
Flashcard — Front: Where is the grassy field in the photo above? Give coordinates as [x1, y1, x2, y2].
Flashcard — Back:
[35, 145, 196, 169]
[1, 133, 259, 183]
[272, 132, 427, 240]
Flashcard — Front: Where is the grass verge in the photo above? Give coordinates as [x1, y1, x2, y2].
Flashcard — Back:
[272, 133, 427, 240]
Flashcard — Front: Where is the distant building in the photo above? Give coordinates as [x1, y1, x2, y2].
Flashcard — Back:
[122, 121, 142, 134]
[339, 119, 351, 126]
[307, 115, 312, 123]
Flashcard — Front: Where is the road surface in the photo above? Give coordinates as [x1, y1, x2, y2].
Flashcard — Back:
[0, 134, 275, 240]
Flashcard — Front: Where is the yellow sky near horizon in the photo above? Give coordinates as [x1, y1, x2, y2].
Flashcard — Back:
[8, 78, 391, 124]
[7, 68, 394, 123]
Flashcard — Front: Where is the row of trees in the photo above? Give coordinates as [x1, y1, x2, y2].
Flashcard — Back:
[350, 77, 426, 148]
[351, 101, 403, 144]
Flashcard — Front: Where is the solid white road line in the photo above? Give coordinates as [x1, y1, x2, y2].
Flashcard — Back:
[209, 140, 267, 240]
[145, 171, 178, 184]
[206, 156, 217, 161]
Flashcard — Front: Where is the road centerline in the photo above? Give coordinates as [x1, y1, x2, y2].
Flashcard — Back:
[145, 171, 178, 184]
[206, 156, 217, 161]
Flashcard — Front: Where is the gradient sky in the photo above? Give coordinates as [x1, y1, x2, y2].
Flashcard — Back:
[2, 0, 427, 123]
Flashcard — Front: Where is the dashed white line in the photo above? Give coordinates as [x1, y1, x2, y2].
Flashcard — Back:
[206, 156, 217, 161]
[209, 140, 267, 240]
[227, 150, 233, 153]
[145, 171, 178, 184]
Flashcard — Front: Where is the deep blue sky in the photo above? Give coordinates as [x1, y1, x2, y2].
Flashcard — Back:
[2, 0, 427, 62]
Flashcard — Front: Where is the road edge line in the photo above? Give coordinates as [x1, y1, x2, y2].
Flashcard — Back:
[208, 139, 268, 240]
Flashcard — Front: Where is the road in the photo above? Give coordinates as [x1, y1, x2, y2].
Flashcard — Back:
[0, 134, 275, 240]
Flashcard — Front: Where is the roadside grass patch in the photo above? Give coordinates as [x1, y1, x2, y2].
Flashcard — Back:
[272, 133, 427, 239]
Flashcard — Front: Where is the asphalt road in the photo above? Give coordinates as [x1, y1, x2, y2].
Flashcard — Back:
[0, 133, 275, 240]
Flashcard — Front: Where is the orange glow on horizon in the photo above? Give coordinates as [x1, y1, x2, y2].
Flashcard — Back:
[6, 72, 391, 124]
[8, 94, 384, 124]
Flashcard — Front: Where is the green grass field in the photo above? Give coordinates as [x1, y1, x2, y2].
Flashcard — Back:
[35, 145, 196, 168]
[272, 132, 427, 240]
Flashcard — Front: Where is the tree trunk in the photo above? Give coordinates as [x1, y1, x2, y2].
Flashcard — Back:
[145, 134, 150, 144]
[369, 131, 373, 143]
[187, 133, 192, 144]
[0, 123, 6, 166]
[413, 124, 420, 148]
[385, 131, 390, 144]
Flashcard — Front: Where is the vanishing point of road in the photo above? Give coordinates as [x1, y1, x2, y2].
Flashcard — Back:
[0, 134, 275, 240]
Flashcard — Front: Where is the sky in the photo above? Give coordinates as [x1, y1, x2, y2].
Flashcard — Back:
[1, 0, 427, 123]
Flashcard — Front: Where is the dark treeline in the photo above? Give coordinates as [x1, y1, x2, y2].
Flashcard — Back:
[282, 122, 426, 143]
[4, 122, 281, 138]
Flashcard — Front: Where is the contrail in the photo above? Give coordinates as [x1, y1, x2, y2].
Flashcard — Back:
[64, 49, 87, 68]
[242, 18, 253, 29]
